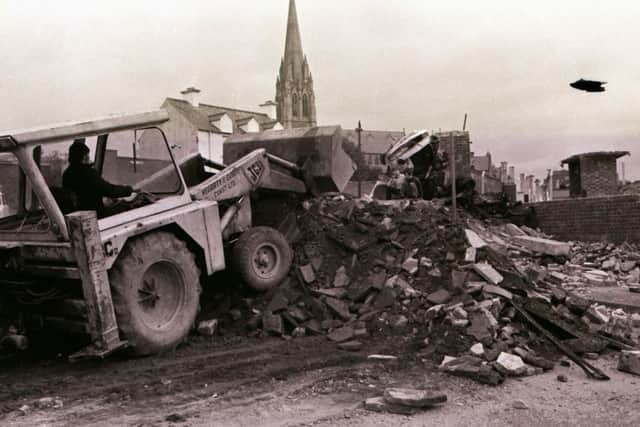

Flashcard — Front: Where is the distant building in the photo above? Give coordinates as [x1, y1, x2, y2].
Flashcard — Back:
[342, 129, 404, 170]
[435, 130, 472, 179]
[542, 169, 570, 200]
[561, 151, 630, 197]
[275, 0, 317, 129]
[159, 90, 284, 163]
[471, 152, 492, 174]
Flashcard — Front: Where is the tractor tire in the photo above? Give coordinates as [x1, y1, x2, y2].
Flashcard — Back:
[109, 232, 201, 356]
[232, 226, 293, 291]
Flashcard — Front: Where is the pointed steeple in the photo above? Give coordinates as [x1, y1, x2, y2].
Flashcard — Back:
[283, 0, 304, 80]
[275, 0, 317, 129]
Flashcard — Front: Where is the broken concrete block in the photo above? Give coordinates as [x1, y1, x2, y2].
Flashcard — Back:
[427, 289, 451, 305]
[446, 251, 456, 262]
[470, 343, 485, 357]
[298, 264, 316, 284]
[262, 313, 284, 336]
[402, 257, 419, 275]
[266, 292, 289, 313]
[369, 271, 387, 290]
[465, 247, 477, 263]
[420, 257, 433, 268]
[291, 326, 306, 338]
[389, 314, 409, 329]
[373, 288, 397, 309]
[383, 388, 447, 408]
[197, 319, 219, 336]
[467, 308, 498, 342]
[621, 261, 637, 273]
[325, 297, 351, 321]
[618, 350, 640, 376]
[482, 284, 512, 300]
[451, 270, 468, 292]
[505, 223, 526, 236]
[440, 355, 504, 385]
[338, 340, 363, 351]
[428, 267, 442, 277]
[465, 229, 487, 248]
[333, 266, 350, 288]
[364, 397, 388, 413]
[473, 263, 503, 285]
[425, 304, 445, 322]
[287, 306, 309, 323]
[511, 235, 571, 257]
[565, 294, 590, 315]
[495, 352, 527, 376]
[585, 304, 610, 324]
[512, 400, 529, 410]
[327, 326, 355, 343]
[550, 287, 567, 304]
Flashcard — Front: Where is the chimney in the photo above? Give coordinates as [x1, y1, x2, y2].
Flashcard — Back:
[181, 86, 201, 106]
[259, 100, 277, 119]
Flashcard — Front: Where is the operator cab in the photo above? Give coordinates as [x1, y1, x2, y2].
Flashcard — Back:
[0, 116, 187, 241]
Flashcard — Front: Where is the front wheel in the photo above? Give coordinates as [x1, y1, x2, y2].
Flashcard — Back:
[109, 232, 201, 356]
[232, 227, 293, 291]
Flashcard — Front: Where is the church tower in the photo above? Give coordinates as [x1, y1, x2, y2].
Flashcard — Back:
[275, 0, 317, 129]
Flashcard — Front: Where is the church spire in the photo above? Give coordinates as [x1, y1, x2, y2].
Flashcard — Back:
[283, 0, 304, 80]
[275, 0, 317, 129]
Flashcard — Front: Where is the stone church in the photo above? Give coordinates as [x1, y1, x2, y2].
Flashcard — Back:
[275, 0, 317, 129]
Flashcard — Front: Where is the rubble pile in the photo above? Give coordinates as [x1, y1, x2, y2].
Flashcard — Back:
[213, 194, 640, 385]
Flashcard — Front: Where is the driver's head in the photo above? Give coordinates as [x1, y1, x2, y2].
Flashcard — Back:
[69, 139, 90, 165]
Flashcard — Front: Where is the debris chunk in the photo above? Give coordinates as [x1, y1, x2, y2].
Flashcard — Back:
[511, 235, 571, 257]
[333, 266, 350, 288]
[383, 388, 447, 408]
[197, 319, 219, 337]
[298, 264, 316, 284]
[495, 352, 527, 376]
[473, 263, 504, 285]
[618, 350, 640, 376]
[465, 229, 487, 248]
[327, 326, 355, 343]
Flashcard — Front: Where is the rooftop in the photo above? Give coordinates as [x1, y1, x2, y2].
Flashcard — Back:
[561, 151, 630, 165]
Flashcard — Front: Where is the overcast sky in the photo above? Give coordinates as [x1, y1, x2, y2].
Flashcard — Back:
[2, 0, 639, 179]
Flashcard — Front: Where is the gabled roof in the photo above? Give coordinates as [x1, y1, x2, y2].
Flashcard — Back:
[261, 120, 281, 130]
[235, 117, 258, 127]
[561, 151, 630, 165]
[163, 98, 272, 133]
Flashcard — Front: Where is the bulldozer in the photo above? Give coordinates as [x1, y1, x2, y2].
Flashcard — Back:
[0, 110, 353, 359]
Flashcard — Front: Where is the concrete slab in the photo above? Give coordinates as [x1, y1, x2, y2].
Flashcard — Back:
[512, 235, 571, 257]
[584, 287, 640, 313]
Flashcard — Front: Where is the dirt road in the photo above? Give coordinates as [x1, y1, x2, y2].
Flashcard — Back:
[1, 334, 639, 427]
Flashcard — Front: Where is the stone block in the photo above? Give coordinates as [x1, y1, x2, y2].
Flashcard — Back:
[197, 319, 219, 336]
[427, 289, 451, 305]
[618, 350, 640, 376]
[465, 229, 487, 248]
[512, 235, 571, 257]
[325, 297, 351, 321]
[327, 326, 355, 342]
[402, 258, 419, 275]
[333, 266, 350, 288]
[298, 264, 316, 284]
[383, 388, 447, 408]
[495, 352, 527, 376]
[262, 313, 284, 336]
[473, 263, 504, 285]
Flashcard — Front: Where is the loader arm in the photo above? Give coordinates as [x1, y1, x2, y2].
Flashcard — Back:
[189, 148, 308, 202]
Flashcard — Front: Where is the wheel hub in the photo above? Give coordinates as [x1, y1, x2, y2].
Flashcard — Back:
[137, 261, 185, 329]
[253, 244, 279, 278]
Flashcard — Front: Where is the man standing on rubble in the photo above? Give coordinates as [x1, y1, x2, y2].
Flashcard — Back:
[62, 139, 135, 217]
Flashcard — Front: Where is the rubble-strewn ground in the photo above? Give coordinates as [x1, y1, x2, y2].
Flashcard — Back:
[2, 194, 640, 425]
[1, 337, 639, 426]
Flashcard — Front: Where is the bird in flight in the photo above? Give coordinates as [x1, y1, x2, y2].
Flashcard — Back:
[570, 79, 606, 92]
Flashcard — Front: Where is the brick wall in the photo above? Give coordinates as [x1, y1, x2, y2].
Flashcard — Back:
[580, 157, 618, 197]
[531, 195, 640, 243]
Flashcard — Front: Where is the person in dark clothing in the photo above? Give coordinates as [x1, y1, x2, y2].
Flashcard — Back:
[62, 139, 134, 217]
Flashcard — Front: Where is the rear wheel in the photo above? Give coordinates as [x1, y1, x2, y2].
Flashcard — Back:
[232, 227, 292, 291]
[109, 232, 201, 356]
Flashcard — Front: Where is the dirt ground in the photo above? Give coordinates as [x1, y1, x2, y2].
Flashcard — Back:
[1, 333, 639, 427]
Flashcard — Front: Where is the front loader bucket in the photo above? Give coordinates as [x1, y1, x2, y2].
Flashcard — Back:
[223, 125, 355, 193]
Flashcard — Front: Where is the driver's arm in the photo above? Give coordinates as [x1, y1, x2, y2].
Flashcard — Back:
[88, 169, 133, 199]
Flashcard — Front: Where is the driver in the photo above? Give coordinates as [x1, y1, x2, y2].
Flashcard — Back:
[62, 139, 135, 217]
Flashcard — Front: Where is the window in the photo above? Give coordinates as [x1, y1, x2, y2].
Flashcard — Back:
[102, 128, 182, 195]
[292, 93, 299, 118]
[302, 94, 309, 118]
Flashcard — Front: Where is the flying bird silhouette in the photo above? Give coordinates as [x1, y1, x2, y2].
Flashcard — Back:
[570, 79, 606, 92]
